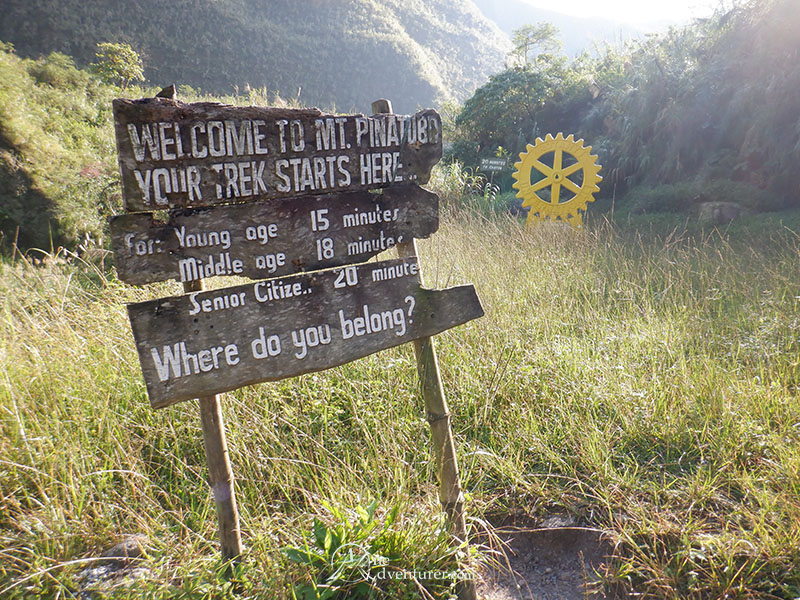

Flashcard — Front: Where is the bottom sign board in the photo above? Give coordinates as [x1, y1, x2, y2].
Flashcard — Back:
[127, 257, 483, 408]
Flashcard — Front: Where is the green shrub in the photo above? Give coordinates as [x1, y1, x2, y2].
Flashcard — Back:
[284, 500, 468, 599]
[28, 52, 89, 89]
[427, 160, 485, 210]
[91, 42, 144, 90]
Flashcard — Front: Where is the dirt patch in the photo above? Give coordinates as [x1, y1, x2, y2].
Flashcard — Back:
[476, 518, 619, 600]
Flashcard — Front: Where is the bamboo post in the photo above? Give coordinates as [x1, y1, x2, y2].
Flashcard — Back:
[373, 99, 477, 600]
[183, 279, 243, 565]
[162, 85, 242, 565]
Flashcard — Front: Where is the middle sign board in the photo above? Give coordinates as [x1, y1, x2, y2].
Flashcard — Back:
[479, 157, 508, 172]
[111, 185, 438, 285]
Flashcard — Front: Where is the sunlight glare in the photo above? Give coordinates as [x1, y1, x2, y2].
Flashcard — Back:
[519, 0, 722, 25]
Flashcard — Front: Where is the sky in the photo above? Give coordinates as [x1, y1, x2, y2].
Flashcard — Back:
[520, 0, 724, 26]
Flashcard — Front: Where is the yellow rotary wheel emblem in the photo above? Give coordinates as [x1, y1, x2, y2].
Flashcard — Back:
[512, 133, 602, 229]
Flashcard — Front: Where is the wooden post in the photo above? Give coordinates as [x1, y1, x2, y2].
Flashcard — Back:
[160, 86, 242, 565]
[373, 99, 477, 600]
[184, 278, 243, 565]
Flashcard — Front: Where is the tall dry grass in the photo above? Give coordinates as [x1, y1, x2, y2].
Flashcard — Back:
[1, 210, 799, 597]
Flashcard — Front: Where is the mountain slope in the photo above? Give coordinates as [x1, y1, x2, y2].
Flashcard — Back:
[0, 0, 510, 113]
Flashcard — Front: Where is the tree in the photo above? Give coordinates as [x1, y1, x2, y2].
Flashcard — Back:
[454, 55, 587, 159]
[92, 42, 144, 89]
[509, 23, 561, 67]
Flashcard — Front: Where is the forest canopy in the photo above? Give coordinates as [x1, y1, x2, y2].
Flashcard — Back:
[450, 0, 800, 214]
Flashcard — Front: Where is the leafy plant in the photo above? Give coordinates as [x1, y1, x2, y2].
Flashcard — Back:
[283, 501, 466, 599]
[428, 161, 485, 210]
[0, 44, 120, 252]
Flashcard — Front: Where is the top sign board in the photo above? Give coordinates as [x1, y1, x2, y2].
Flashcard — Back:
[113, 99, 442, 212]
[479, 157, 508, 172]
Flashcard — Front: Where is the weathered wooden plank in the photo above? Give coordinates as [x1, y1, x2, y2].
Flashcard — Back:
[112, 98, 442, 211]
[127, 257, 483, 409]
[111, 185, 438, 285]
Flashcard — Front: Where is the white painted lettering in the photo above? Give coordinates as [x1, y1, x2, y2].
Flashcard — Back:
[355, 117, 369, 146]
[291, 324, 332, 359]
[152, 168, 171, 205]
[251, 327, 282, 359]
[151, 343, 182, 381]
[252, 160, 267, 193]
[134, 169, 152, 202]
[159, 122, 177, 160]
[187, 166, 202, 201]
[315, 118, 336, 151]
[254, 252, 286, 273]
[253, 120, 269, 155]
[223, 163, 240, 198]
[190, 122, 208, 158]
[290, 120, 305, 152]
[127, 123, 160, 161]
[207, 121, 226, 157]
[275, 159, 291, 192]
[337, 155, 351, 187]
[276, 120, 289, 153]
[225, 120, 254, 156]
[150, 341, 240, 381]
[244, 223, 278, 244]
[338, 304, 407, 339]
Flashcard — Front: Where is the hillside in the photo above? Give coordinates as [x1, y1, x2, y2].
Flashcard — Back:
[0, 0, 510, 113]
[0, 45, 118, 251]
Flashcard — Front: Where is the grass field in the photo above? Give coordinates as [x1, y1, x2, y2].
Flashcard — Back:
[2, 208, 799, 598]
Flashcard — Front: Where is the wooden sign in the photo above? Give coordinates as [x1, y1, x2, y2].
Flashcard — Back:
[113, 99, 442, 211]
[111, 185, 438, 285]
[110, 95, 482, 588]
[128, 257, 483, 408]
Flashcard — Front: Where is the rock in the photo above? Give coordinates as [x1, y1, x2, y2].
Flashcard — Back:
[155, 84, 177, 99]
[541, 514, 577, 529]
[99, 534, 147, 564]
[695, 201, 749, 224]
[77, 535, 150, 599]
